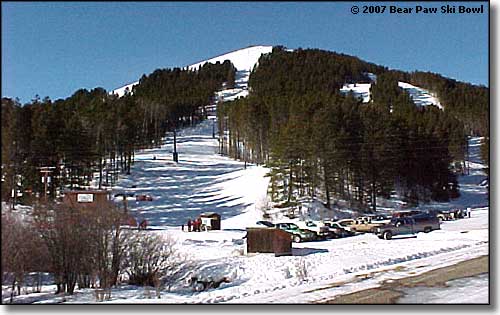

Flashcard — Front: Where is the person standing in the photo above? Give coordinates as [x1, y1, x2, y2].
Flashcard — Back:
[187, 219, 192, 232]
[197, 217, 202, 232]
[467, 207, 471, 218]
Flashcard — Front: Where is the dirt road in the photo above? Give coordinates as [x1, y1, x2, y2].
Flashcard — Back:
[320, 255, 489, 304]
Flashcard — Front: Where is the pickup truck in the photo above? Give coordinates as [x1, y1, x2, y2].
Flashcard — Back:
[350, 216, 390, 233]
[374, 215, 440, 240]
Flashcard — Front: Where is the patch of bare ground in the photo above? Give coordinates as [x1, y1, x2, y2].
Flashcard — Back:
[318, 255, 488, 304]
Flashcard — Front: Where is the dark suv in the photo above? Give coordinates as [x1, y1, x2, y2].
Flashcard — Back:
[375, 214, 440, 240]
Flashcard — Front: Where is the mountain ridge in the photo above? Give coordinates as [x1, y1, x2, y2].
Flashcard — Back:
[111, 45, 273, 97]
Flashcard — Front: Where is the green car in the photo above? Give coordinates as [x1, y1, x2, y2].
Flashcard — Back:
[275, 222, 316, 243]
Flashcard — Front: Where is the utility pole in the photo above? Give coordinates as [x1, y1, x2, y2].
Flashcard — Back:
[243, 141, 247, 170]
[173, 129, 179, 163]
[465, 136, 470, 175]
[10, 141, 17, 211]
[39, 167, 55, 202]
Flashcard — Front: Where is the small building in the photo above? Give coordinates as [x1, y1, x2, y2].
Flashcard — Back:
[62, 190, 112, 210]
[246, 227, 292, 256]
[199, 212, 221, 230]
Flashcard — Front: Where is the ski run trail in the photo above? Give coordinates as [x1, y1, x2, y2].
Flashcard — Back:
[3, 119, 489, 304]
[2, 46, 489, 304]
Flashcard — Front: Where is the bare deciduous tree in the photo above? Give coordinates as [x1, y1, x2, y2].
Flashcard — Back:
[2, 211, 49, 303]
[123, 231, 194, 292]
[32, 200, 128, 295]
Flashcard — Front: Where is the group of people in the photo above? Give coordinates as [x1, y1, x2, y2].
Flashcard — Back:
[183, 217, 203, 232]
[452, 207, 471, 219]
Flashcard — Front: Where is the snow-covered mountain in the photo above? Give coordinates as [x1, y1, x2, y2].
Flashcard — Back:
[187, 45, 273, 72]
[112, 46, 442, 110]
[111, 45, 273, 97]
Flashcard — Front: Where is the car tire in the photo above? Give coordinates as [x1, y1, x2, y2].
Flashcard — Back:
[293, 235, 302, 243]
[424, 227, 431, 233]
[383, 231, 392, 240]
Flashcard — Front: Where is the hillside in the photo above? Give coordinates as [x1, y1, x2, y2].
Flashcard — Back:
[111, 45, 273, 97]
[2, 120, 488, 304]
[1, 45, 489, 305]
[340, 79, 443, 109]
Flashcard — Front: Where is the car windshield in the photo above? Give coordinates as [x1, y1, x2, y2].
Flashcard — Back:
[257, 221, 274, 227]
[289, 223, 299, 229]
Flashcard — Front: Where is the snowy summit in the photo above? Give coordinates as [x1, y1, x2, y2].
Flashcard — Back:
[111, 45, 273, 97]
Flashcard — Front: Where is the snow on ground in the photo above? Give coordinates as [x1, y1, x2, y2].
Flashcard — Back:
[340, 83, 372, 103]
[111, 46, 272, 97]
[398, 81, 443, 109]
[112, 120, 269, 229]
[92, 128, 491, 304]
[110, 81, 138, 98]
[3, 115, 488, 304]
[187, 45, 273, 72]
[339, 80, 443, 109]
[214, 70, 251, 102]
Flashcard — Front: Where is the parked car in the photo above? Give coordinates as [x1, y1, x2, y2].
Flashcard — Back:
[114, 192, 135, 198]
[256, 220, 275, 228]
[136, 194, 153, 201]
[323, 220, 353, 238]
[296, 220, 330, 240]
[335, 219, 357, 233]
[375, 214, 440, 240]
[275, 222, 316, 243]
[427, 209, 452, 222]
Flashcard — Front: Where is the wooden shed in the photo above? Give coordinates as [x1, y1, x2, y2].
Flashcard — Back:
[62, 190, 112, 210]
[199, 212, 221, 230]
[246, 227, 292, 256]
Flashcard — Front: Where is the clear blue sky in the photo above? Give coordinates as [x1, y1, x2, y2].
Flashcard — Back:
[2, 1, 489, 104]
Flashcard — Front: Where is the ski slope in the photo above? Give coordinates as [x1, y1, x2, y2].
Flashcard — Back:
[3, 116, 488, 304]
[111, 46, 272, 97]
[111, 120, 270, 228]
[398, 81, 443, 109]
[105, 123, 488, 304]
[340, 83, 372, 103]
[340, 80, 443, 109]
[187, 45, 272, 72]
[2, 46, 488, 304]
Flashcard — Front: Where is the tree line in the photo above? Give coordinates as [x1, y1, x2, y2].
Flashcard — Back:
[219, 47, 484, 211]
[1, 61, 235, 205]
